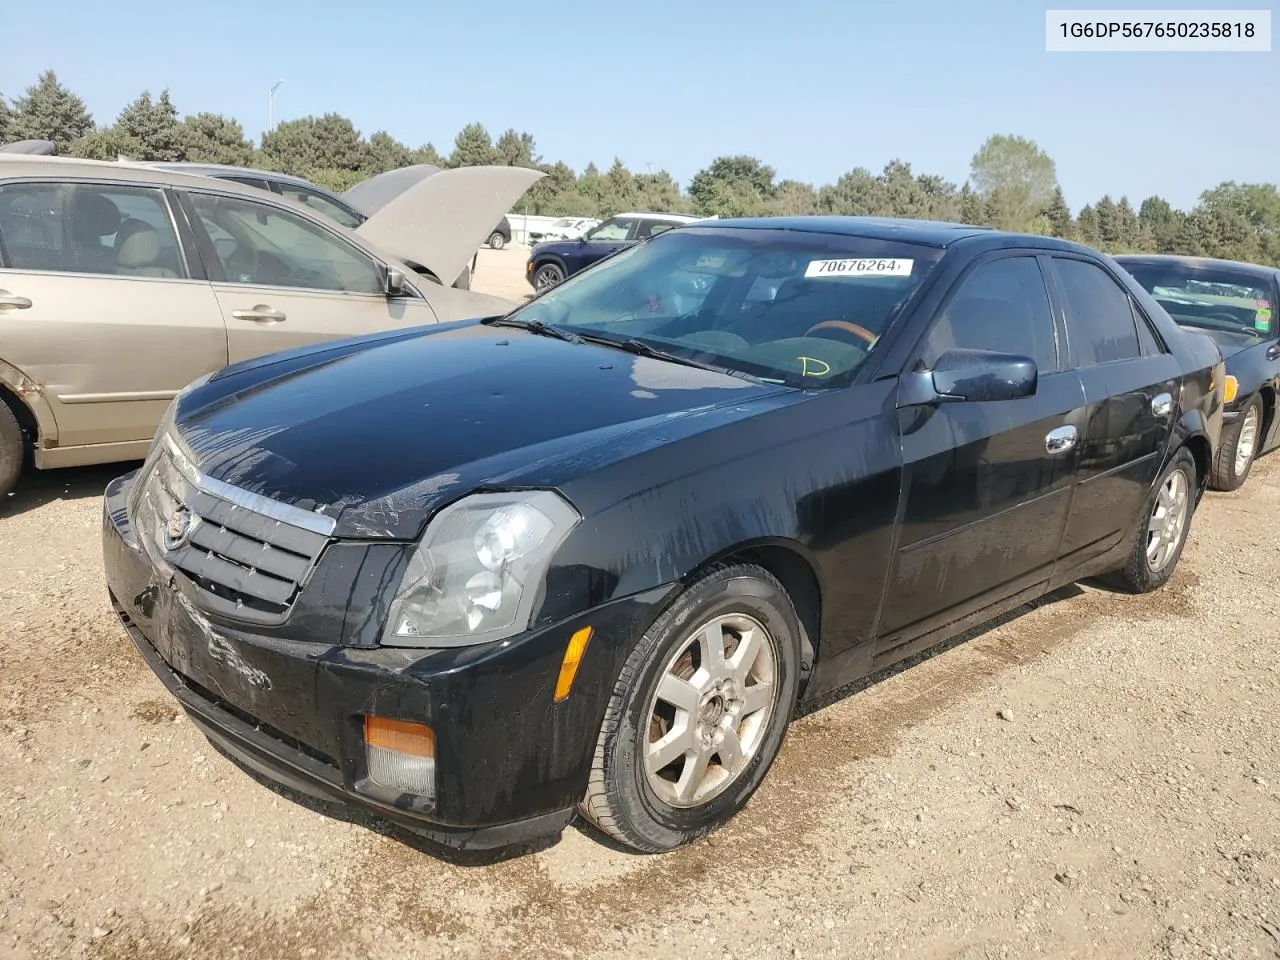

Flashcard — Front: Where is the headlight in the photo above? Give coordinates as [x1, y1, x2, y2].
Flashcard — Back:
[382, 490, 580, 647]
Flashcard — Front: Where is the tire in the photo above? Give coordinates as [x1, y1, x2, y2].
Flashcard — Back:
[579, 564, 802, 852]
[0, 400, 24, 500]
[487, 231, 506, 250]
[1210, 394, 1262, 491]
[533, 262, 563, 290]
[1101, 446, 1197, 594]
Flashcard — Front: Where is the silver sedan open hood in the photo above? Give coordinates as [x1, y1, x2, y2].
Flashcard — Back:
[351, 165, 543, 284]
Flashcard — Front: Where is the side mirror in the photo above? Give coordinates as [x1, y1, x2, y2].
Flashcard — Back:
[898, 349, 1037, 407]
[385, 267, 406, 296]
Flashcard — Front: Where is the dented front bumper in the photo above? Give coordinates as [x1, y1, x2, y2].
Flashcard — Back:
[102, 471, 669, 850]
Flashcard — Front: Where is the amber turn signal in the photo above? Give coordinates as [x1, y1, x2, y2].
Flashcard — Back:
[1224, 375, 1239, 405]
[364, 716, 435, 756]
[554, 626, 594, 702]
[364, 716, 436, 798]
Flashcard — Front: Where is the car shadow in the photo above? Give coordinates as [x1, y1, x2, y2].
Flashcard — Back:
[0, 461, 141, 517]
[211, 582, 1087, 863]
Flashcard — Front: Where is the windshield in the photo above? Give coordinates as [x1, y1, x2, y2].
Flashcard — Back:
[1123, 261, 1275, 339]
[505, 226, 943, 386]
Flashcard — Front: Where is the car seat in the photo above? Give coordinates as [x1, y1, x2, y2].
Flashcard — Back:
[114, 219, 178, 278]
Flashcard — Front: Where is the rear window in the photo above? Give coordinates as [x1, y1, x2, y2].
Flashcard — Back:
[1121, 261, 1273, 340]
[509, 226, 944, 386]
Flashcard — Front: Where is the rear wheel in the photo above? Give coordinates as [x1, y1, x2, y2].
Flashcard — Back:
[579, 564, 801, 852]
[1210, 394, 1262, 491]
[1101, 446, 1196, 594]
[487, 231, 506, 250]
[0, 400, 24, 500]
[533, 262, 564, 290]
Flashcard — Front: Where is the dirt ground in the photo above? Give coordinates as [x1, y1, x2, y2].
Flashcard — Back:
[1, 248, 1278, 959]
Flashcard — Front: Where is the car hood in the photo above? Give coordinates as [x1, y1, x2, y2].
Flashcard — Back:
[532, 238, 592, 256]
[174, 322, 785, 539]
[352, 165, 545, 285]
[1176, 325, 1260, 359]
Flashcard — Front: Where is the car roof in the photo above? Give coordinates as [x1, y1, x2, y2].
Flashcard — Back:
[683, 215, 1011, 247]
[1114, 253, 1277, 280]
[611, 211, 703, 222]
[138, 161, 319, 189]
[0, 154, 303, 199]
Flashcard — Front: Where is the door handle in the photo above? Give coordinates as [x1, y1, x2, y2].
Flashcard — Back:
[230, 306, 286, 323]
[1151, 392, 1174, 417]
[1267, 344, 1280, 361]
[0, 291, 33, 310]
[1045, 424, 1078, 454]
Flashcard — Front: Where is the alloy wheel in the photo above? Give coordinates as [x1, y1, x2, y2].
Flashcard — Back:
[1235, 406, 1259, 477]
[643, 613, 779, 808]
[1146, 468, 1189, 572]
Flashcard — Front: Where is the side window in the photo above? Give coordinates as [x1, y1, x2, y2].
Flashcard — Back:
[220, 176, 273, 192]
[0, 182, 185, 278]
[274, 184, 364, 229]
[0, 183, 63, 271]
[189, 192, 383, 295]
[920, 257, 1058, 373]
[635, 220, 678, 240]
[1133, 302, 1163, 355]
[589, 217, 635, 241]
[1055, 258, 1141, 366]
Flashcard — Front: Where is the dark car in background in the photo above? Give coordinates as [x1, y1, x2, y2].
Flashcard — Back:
[1117, 254, 1280, 490]
[486, 216, 512, 250]
[104, 217, 1223, 854]
[525, 211, 703, 289]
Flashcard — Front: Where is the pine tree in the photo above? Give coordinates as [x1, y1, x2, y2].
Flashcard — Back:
[7, 71, 92, 151]
[116, 90, 183, 161]
[1044, 186, 1075, 239]
[448, 123, 495, 167]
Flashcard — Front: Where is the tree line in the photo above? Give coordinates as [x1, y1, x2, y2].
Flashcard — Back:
[2, 70, 1278, 267]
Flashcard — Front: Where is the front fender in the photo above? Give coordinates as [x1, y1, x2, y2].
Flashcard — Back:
[538, 382, 904, 669]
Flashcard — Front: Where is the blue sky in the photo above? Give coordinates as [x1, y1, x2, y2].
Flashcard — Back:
[3, 0, 1275, 211]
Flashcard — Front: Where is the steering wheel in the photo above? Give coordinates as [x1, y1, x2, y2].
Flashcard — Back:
[805, 319, 878, 346]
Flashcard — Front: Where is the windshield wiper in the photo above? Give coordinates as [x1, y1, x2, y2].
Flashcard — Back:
[571, 331, 762, 382]
[482, 316, 583, 343]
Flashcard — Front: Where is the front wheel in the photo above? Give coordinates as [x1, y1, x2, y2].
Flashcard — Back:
[579, 564, 801, 852]
[487, 231, 506, 250]
[1101, 446, 1197, 594]
[1210, 395, 1262, 491]
[533, 262, 564, 290]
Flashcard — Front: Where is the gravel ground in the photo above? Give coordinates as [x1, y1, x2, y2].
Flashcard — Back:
[1, 249, 1278, 959]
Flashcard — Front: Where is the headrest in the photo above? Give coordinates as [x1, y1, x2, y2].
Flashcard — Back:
[71, 190, 121, 238]
[114, 219, 161, 268]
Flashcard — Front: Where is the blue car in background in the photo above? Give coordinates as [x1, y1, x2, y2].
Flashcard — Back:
[525, 211, 703, 290]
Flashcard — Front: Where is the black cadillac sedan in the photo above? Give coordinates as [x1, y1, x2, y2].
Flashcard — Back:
[103, 217, 1224, 854]
[1116, 254, 1280, 490]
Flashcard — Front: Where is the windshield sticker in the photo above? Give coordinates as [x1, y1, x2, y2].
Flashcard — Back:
[1256, 307, 1272, 332]
[805, 258, 913, 278]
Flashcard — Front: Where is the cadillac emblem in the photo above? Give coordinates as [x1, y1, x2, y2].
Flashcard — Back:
[163, 507, 198, 551]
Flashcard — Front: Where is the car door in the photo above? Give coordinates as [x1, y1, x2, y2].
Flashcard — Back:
[180, 189, 438, 364]
[0, 179, 227, 450]
[1047, 255, 1182, 572]
[877, 254, 1087, 652]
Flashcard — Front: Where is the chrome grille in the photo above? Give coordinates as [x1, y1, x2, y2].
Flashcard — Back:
[132, 435, 335, 624]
